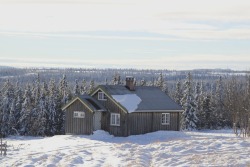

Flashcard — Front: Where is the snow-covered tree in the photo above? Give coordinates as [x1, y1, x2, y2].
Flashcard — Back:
[19, 84, 32, 135]
[181, 73, 198, 130]
[112, 73, 121, 85]
[73, 79, 80, 96]
[80, 79, 87, 95]
[140, 79, 146, 86]
[88, 80, 95, 94]
[29, 74, 42, 135]
[194, 81, 204, 129]
[0, 79, 15, 136]
[8, 98, 18, 135]
[202, 93, 213, 129]
[47, 79, 57, 135]
[174, 80, 182, 105]
[59, 74, 70, 104]
[212, 76, 226, 127]
[156, 73, 164, 90]
[14, 81, 23, 130]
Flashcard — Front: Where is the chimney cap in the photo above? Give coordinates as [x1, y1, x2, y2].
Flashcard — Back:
[125, 76, 135, 91]
[126, 76, 134, 79]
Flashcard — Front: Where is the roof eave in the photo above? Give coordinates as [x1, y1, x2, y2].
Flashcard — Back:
[132, 110, 184, 113]
[62, 96, 94, 113]
[91, 86, 129, 114]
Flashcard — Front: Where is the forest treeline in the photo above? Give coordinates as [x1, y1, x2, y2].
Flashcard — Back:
[0, 68, 249, 137]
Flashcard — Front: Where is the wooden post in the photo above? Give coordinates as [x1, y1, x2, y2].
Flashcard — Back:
[0, 133, 7, 156]
[4, 142, 7, 156]
[1, 134, 2, 156]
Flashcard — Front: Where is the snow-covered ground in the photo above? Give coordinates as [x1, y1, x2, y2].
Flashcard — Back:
[1, 130, 250, 167]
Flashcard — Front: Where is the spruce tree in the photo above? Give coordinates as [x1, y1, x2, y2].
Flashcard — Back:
[30, 74, 41, 135]
[156, 72, 164, 90]
[15, 81, 23, 131]
[174, 80, 182, 105]
[19, 84, 32, 135]
[213, 76, 225, 127]
[35, 82, 48, 136]
[140, 79, 146, 86]
[59, 74, 69, 104]
[88, 80, 95, 94]
[181, 72, 198, 130]
[202, 93, 213, 129]
[80, 79, 87, 95]
[47, 79, 57, 136]
[73, 79, 80, 96]
[1, 79, 15, 136]
[194, 81, 204, 129]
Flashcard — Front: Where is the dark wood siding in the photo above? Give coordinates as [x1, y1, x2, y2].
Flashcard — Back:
[128, 112, 180, 135]
[152, 112, 179, 131]
[93, 91, 128, 136]
[128, 112, 152, 135]
[65, 99, 93, 135]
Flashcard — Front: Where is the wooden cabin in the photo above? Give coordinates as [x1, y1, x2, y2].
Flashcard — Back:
[62, 77, 183, 136]
[62, 95, 106, 135]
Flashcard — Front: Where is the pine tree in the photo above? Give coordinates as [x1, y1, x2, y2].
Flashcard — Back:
[73, 79, 80, 96]
[162, 82, 169, 95]
[213, 76, 226, 127]
[88, 80, 95, 94]
[35, 89, 47, 136]
[245, 75, 250, 137]
[112, 73, 121, 85]
[80, 79, 87, 95]
[59, 74, 70, 104]
[47, 79, 57, 136]
[181, 72, 198, 130]
[1, 79, 15, 136]
[140, 79, 146, 86]
[105, 78, 108, 85]
[194, 81, 204, 129]
[8, 98, 18, 135]
[174, 80, 182, 105]
[30, 74, 41, 135]
[19, 84, 32, 135]
[156, 72, 164, 90]
[14, 81, 23, 131]
[202, 93, 213, 129]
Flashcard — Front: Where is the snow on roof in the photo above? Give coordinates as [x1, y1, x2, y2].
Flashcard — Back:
[112, 94, 142, 113]
[99, 85, 183, 111]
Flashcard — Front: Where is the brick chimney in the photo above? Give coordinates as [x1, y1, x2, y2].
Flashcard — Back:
[125, 76, 135, 91]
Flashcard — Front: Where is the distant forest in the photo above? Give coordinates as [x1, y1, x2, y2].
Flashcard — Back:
[0, 67, 250, 137]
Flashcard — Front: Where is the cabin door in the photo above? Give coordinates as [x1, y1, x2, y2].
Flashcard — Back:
[93, 111, 102, 131]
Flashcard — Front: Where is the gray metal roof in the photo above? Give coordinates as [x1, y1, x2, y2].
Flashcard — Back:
[99, 85, 183, 112]
[78, 95, 106, 112]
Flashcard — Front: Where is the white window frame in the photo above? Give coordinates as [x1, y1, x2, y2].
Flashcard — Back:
[98, 92, 107, 101]
[162, 113, 170, 125]
[110, 113, 120, 126]
[73, 111, 85, 118]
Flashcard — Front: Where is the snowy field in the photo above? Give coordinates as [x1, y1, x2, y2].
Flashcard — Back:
[1, 130, 250, 167]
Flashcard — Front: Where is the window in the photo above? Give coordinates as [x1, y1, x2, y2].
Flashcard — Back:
[73, 111, 85, 118]
[162, 113, 170, 125]
[98, 92, 107, 101]
[110, 113, 120, 126]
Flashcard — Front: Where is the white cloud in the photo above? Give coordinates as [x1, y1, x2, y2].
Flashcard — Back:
[0, 0, 250, 40]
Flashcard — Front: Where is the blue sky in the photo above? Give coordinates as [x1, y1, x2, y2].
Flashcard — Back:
[0, 0, 250, 70]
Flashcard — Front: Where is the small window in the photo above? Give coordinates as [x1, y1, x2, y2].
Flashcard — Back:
[74, 111, 85, 118]
[98, 92, 107, 101]
[110, 113, 120, 126]
[162, 113, 170, 125]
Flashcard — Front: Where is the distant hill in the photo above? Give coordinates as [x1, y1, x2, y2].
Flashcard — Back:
[0, 65, 15, 69]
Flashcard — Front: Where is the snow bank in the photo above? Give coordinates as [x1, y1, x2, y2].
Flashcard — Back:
[1, 130, 250, 167]
[112, 94, 141, 113]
